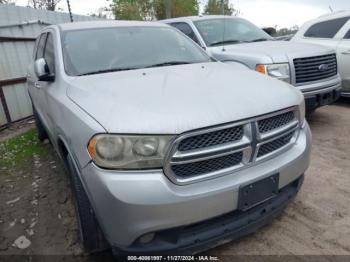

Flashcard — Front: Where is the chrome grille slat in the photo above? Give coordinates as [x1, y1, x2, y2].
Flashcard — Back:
[171, 137, 251, 164]
[294, 54, 337, 84]
[296, 72, 338, 83]
[295, 62, 337, 69]
[294, 55, 336, 62]
[294, 58, 336, 65]
[164, 108, 300, 185]
[296, 68, 337, 77]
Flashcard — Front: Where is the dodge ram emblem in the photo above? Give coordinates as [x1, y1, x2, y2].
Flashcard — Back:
[318, 64, 329, 72]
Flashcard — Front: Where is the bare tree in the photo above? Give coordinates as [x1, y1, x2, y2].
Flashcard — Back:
[0, 0, 15, 3]
[30, 0, 61, 11]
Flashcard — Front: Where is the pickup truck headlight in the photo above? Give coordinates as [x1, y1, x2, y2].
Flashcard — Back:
[256, 63, 291, 83]
[87, 134, 173, 169]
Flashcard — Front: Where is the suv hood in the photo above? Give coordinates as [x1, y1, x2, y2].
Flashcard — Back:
[208, 40, 335, 64]
[67, 62, 302, 134]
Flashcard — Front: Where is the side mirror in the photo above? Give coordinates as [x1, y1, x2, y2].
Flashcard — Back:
[34, 58, 54, 82]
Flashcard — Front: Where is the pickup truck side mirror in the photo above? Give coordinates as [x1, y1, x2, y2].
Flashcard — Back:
[34, 58, 54, 82]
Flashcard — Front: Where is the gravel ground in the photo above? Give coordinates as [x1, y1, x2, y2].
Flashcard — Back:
[0, 99, 350, 260]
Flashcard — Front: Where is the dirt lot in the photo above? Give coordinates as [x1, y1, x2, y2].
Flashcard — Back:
[1, 99, 350, 260]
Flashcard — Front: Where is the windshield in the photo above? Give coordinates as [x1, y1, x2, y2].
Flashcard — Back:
[194, 18, 273, 47]
[62, 26, 212, 76]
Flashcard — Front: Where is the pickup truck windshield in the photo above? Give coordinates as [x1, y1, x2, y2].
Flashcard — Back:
[62, 26, 211, 76]
[194, 18, 273, 47]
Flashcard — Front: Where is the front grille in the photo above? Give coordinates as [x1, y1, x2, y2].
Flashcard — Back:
[171, 152, 243, 178]
[294, 54, 337, 84]
[258, 111, 295, 134]
[178, 126, 244, 152]
[257, 131, 295, 158]
[165, 109, 299, 184]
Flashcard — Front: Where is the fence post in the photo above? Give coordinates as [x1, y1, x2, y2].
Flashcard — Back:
[0, 84, 12, 124]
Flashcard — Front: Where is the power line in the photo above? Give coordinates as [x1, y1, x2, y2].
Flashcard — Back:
[66, 0, 73, 22]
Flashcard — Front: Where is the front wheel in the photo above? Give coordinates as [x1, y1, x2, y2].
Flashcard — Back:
[66, 154, 108, 253]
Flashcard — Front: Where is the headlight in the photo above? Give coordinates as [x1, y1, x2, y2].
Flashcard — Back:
[299, 99, 306, 126]
[256, 63, 291, 83]
[88, 134, 174, 169]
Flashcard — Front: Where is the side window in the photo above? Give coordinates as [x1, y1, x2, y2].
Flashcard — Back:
[44, 33, 55, 74]
[304, 17, 350, 38]
[170, 22, 200, 44]
[344, 29, 350, 39]
[35, 33, 47, 59]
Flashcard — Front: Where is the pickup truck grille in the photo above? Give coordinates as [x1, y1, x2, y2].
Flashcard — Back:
[294, 54, 337, 84]
[164, 109, 300, 184]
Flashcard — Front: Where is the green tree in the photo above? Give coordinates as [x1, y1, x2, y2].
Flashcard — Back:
[154, 0, 199, 20]
[111, 0, 154, 21]
[204, 0, 235, 16]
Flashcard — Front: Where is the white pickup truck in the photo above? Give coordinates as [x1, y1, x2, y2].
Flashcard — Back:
[292, 11, 350, 97]
[163, 15, 342, 113]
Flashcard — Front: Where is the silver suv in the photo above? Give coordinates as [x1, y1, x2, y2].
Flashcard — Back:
[27, 21, 311, 255]
[162, 16, 342, 113]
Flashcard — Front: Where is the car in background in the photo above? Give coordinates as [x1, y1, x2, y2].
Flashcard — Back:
[292, 11, 350, 97]
[27, 21, 311, 254]
[274, 34, 294, 41]
[162, 15, 342, 113]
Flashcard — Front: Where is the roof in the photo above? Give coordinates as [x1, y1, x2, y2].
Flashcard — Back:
[58, 20, 168, 31]
[162, 15, 240, 23]
[296, 10, 350, 30]
[317, 10, 350, 20]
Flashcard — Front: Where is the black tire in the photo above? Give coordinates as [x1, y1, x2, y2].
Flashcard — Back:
[66, 154, 108, 253]
[32, 106, 48, 141]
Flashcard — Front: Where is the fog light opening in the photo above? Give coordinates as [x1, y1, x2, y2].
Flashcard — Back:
[139, 233, 155, 244]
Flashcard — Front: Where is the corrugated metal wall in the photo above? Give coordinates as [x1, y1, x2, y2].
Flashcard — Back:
[0, 4, 103, 127]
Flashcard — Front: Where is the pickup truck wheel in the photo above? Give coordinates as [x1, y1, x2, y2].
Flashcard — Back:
[66, 154, 108, 253]
[32, 106, 48, 141]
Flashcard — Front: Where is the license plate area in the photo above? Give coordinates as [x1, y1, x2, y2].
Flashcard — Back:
[238, 174, 279, 211]
[319, 91, 333, 106]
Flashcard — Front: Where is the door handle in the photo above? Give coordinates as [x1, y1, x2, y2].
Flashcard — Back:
[341, 50, 350, 55]
[34, 82, 41, 89]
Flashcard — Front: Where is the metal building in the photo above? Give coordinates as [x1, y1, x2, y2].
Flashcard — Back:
[0, 4, 102, 128]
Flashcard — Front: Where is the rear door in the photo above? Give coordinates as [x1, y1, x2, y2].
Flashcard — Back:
[29, 31, 57, 133]
[28, 32, 47, 116]
[37, 31, 57, 133]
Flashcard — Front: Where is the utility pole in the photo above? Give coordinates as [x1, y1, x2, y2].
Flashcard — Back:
[220, 0, 224, 15]
[164, 0, 171, 19]
[67, 0, 73, 22]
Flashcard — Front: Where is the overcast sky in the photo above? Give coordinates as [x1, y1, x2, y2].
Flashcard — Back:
[15, 0, 350, 28]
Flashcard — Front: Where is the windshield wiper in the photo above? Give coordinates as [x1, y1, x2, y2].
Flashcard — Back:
[209, 40, 244, 46]
[77, 67, 138, 76]
[248, 38, 271, 43]
[144, 61, 191, 68]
